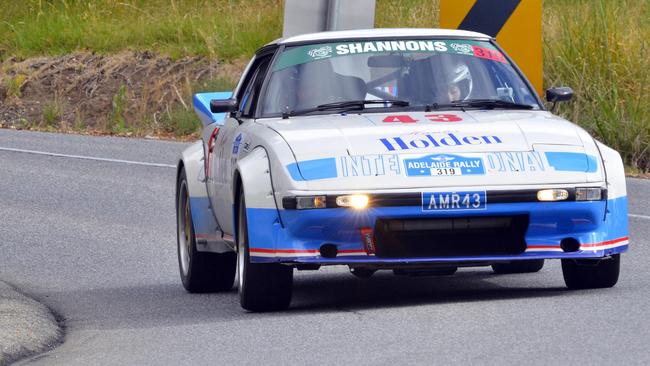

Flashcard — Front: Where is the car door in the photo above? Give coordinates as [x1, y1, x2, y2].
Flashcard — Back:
[209, 53, 274, 235]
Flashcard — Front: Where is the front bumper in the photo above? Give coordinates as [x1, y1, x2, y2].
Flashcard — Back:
[246, 195, 629, 264]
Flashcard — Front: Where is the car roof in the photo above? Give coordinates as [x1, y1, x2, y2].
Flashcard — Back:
[270, 28, 492, 46]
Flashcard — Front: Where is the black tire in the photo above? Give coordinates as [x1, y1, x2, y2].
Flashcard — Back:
[492, 259, 544, 274]
[562, 254, 620, 289]
[350, 268, 376, 278]
[177, 167, 236, 293]
[237, 193, 293, 311]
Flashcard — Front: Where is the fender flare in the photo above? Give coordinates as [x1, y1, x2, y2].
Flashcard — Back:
[177, 141, 233, 253]
[233, 147, 282, 251]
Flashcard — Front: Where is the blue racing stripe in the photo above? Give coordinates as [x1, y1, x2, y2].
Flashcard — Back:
[286, 157, 338, 181]
[545, 152, 598, 173]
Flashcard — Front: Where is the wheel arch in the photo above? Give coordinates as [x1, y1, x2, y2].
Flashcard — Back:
[233, 146, 282, 255]
[232, 169, 243, 246]
[177, 141, 232, 253]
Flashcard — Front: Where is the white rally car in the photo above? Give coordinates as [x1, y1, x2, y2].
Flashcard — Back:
[176, 29, 629, 311]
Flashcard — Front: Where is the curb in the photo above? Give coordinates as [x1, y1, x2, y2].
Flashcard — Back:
[0, 281, 63, 366]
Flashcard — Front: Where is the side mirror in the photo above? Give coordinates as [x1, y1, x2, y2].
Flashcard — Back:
[546, 87, 573, 112]
[210, 98, 238, 113]
[546, 87, 574, 103]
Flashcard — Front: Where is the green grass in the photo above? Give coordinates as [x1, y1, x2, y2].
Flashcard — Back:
[0, 0, 647, 170]
[41, 101, 62, 128]
[0, 0, 283, 60]
[544, 0, 649, 171]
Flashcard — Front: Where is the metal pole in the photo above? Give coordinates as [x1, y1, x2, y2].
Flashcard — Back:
[326, 0, 340, 31]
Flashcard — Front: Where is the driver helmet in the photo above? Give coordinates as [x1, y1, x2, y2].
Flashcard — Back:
[443, 61, 473, 101]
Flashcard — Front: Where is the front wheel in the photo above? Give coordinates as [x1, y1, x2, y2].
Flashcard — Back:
[562, 255, 620, 289]
[237, 193, 293, 311]
[177, 168, 236, 293]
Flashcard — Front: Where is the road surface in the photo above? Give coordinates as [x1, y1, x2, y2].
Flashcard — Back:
[1, 129, 648, 365]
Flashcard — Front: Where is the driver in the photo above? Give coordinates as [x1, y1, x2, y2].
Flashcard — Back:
[444, 62, 472, 102]
[447, 83, 461, 103]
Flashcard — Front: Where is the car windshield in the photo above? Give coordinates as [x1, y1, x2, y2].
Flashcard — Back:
[261, 39, 541, 116]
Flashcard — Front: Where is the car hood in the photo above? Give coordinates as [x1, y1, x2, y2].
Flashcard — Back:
[262, 110, 604, 190]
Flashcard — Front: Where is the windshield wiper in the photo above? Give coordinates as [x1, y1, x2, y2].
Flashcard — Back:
[426, 99, 534, 111]
[284, 99, 409, 118]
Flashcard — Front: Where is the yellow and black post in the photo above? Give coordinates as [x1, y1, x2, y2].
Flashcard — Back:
[440, 0, 542, 95]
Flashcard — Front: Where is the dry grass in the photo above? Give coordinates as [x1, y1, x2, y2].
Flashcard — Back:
[0, 52, 246, 138]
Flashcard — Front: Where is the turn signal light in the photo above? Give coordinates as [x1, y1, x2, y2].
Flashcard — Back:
[336, 194, 369, 209]
[575, 187, 602, 201]
[296, 196, 326, 209]
[537, 189, 569, 202]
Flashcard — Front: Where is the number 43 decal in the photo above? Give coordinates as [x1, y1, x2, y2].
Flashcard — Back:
[382, 114, 463, 123]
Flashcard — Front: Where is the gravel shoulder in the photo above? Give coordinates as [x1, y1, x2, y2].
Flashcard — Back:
[0, 281, 62, 366]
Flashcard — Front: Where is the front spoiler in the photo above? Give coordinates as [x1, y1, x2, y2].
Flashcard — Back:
[252, 241, 628, 265]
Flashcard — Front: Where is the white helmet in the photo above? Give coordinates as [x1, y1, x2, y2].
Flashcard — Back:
[446, 62, 473, 100]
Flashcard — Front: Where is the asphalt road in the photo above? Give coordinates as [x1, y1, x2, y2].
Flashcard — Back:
[1, 129, 649, 365]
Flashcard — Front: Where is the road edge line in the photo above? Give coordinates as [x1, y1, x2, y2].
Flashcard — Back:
[0, 146, 175, 168]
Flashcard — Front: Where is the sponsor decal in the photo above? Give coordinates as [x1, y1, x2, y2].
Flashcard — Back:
[338, 154, 401, 177]
[450, 43, 473, 55]
[422, 190, 486, 211]
[404, 154, 485, 176]
[273, 39, 509, 71]
[360, 228, 375, 254]
[336, 40, 448, 55]
[379, 133, 503, 152]
[307, 45, 332, 59]
[232, 133, 243, 155]
[486, 151, 545, 172]
[471, 45, 507, 63]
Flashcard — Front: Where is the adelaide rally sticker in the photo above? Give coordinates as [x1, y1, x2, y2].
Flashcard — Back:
[404, 154, 485, 176]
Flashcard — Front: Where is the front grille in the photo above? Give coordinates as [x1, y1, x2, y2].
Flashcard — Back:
[373, 215, 529, 258]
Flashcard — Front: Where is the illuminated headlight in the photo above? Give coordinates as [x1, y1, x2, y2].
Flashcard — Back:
[336, 194, 369, 209]
[537, 189, 569, 202]
[575, 187, 602, 201]
[296, 196, 326, 209]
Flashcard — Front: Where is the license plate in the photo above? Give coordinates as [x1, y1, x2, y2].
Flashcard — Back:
[421, 190, 487, 211]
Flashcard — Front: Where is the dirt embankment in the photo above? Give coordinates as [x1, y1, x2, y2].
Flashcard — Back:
[0, 52, 243, 137]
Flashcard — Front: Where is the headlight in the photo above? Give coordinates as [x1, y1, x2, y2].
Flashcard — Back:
[336, 194, 369, 209]
[537, 189, 569, 201]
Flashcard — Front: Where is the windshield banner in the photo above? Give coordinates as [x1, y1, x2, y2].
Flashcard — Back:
[274, 39, 506, 70]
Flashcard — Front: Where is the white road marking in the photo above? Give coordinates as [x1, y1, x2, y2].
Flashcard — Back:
[629, 214, 650, 220]
[0, 146, 176, 168]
